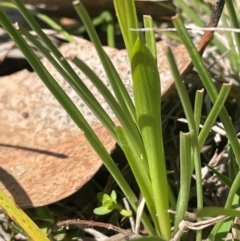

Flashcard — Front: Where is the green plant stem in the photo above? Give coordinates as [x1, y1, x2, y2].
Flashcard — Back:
[0, 4, 155, 236]
[225, 0, 240, 58]
[165, 46, 203, 241]
[172, 14, 240, 239]
[198, 84, 232, 148]
[194, 89, 204, 134]
[18, 24, 117, 139]
[36, 13, 74, 42]
[73, 11, 115, 47]
[132, 39, 171, 239]
[225, 0, 240, 77]
[143, 15, 157, 61]
[73, 2, 148, 162]
[208, 171, 240, 239]
[0, 190, 50, 241]
[172, 15, 240, 167]
[113, 0, 139, 57]
[174, 132, 192, 234]
[116, 127, 157, 233]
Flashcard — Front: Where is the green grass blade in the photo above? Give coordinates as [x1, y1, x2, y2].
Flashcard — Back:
[174, 132, 192, 234]
[172, 14, 240, 167]
[73, 1, 136, 121]
[194, 89, 204, 134]
[165, 45, 203, 240]
[17, 24, 117, 139]
[72, 56, 148, 165]
[116, 126, 157, 235]
[0, 8, 145, 235]
[131, 38, 171, 239]
[198, 83, 231, 147]
[35, 13, 74, 42]
[113, 0, 139, 57]
[198, 207, 240, 218]
[143, 15, 157, 61]
[225, 0, 240, 60]
[0, 190, 50, 241]
[208, 171, 240, 239]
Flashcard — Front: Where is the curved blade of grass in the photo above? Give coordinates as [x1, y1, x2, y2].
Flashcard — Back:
[0, 9, 151, 236]
[198, 207, 240, 218]
[165, 45, 203, 240]
[72, 56, 145, 164]
[172, 17, 240, 238]
[0, 190, 50, 241]
[174, 132, 192, 234]
[225, 0, 240, 62]
[172, 15, 240, 166]
[198, 83, 232, 148]
[73, 11, 115, 47]
[73, 1, 136, 122]
[17, 24, 117, 139]
[194, 89, 204, 134]
[73, 1, 148, 164]
[143, 15, 157, 61]
[113, 0, 139, 57]
[34, 13, 74, 42]
[11, 0, 139, 152]
[0, 1, 74, 42]
[116, 126, 157, 235]
[131, 38, 171, 240]
[207, 165, 240, 197]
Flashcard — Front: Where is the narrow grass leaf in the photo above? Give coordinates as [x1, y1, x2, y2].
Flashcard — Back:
[116, 126, 157, 235]
[198, 83, 232, 148]
[172, 15, 240, 168]
[165, 45, 203, 240]
[0, 9, 146, 236]
[143, 15, 157, 61]
[73, 1, 136, 122]
[216, 194, 239, 241]
[174, 132, 192, 234]
[0, 190, 50, 241]
[207, 165, 240, 197]
[225, 0, 240, 64]
[198, 207, 240, 218]
[131, 38, 171, 239]
[194, 89, 204, 134]
[17, 24, 117, 138]
[113, 0, 139, 57]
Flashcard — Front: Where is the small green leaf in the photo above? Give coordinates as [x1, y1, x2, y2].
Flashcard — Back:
[120, 209, 132, 217]
[97, 192, 111, 203]
[36, 206, 55, 225]
[103, 200, 116, 209]
[93, 206, 112, 215]
[110, 190, 117, 202]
